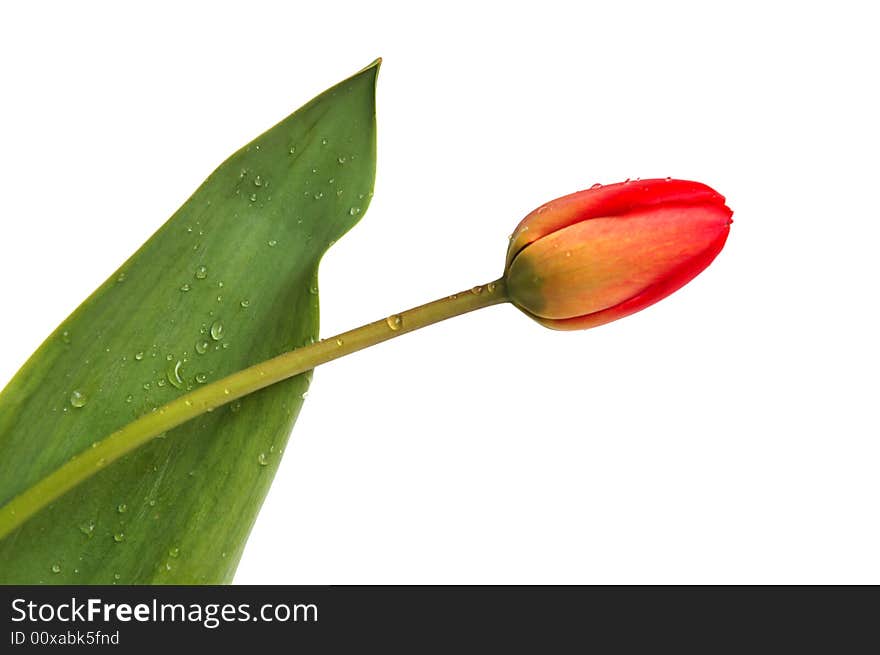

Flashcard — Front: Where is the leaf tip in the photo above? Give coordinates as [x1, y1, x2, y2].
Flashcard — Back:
[362, 57, 382, 72]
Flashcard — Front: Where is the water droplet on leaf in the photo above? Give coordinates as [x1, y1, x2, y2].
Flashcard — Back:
[167, 360, 185, 389]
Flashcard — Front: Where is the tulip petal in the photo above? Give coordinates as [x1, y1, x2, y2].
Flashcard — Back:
[506, 179, 727, 268]
[535, 219, 730, 330]
[507, 201, 731, 326]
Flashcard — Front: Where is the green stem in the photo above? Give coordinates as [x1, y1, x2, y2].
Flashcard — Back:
[0, 280, 509, 540]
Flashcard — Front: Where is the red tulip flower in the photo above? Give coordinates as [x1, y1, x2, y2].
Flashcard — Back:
[504, 179, 733, 330]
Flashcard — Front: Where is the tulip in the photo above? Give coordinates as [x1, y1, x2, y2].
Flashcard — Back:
[0, 175, 734, 543]
[504, 179, 732, 330]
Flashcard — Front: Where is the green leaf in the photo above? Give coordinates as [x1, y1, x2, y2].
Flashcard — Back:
[0, 60, 379, 583]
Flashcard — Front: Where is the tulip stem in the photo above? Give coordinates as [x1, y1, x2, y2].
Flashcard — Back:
[0, 279, 509, 540]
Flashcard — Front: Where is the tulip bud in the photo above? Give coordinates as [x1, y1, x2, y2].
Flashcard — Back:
[504, 179, 732, 330]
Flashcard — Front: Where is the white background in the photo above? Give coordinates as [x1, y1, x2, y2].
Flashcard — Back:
[1, 1, 877, 584]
